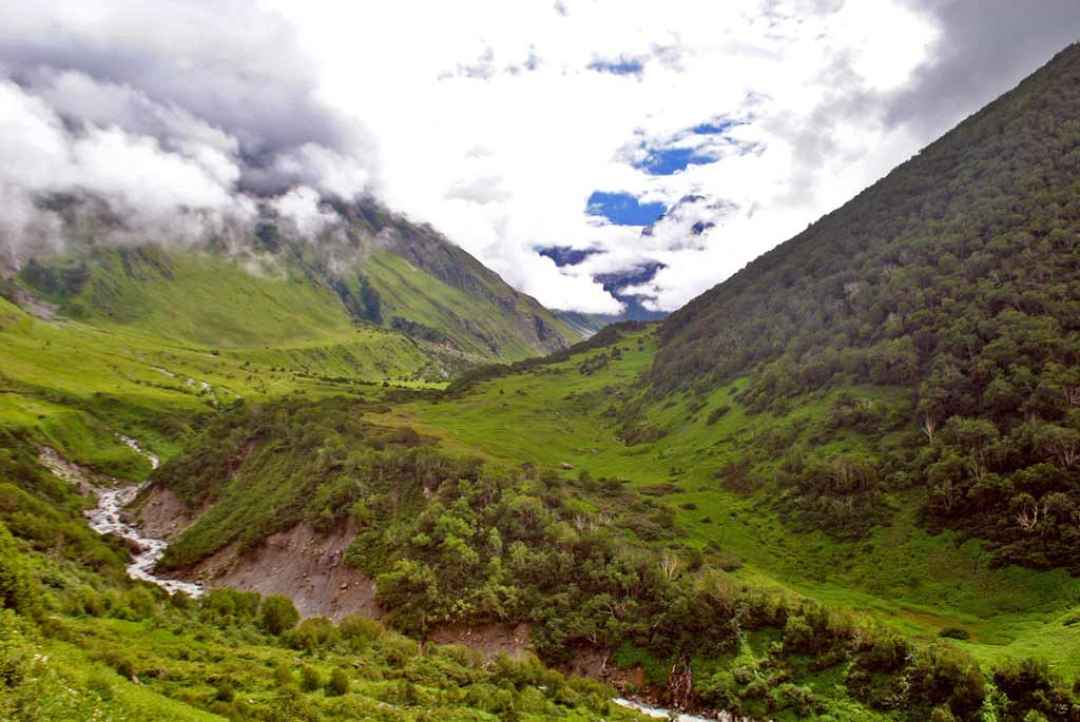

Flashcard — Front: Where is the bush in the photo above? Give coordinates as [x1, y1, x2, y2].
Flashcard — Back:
[103, 651, 136, 680]
[327, 668, 350, 696]
[273, 661, 294, 688]
[706, 405, 731, 426]
[260, 595, 300, 636]
[287, 617, 339, 651]
[86, 670, 115, 701]
[214, 678, 236, 702]
[0, 524, 36, 616]
[300, 665, 322, 693]
[938, 626, 970, 640]
[338, 614, 384, 647]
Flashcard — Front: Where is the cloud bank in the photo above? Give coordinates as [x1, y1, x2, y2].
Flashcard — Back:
[0, 1, 376, 271]
[2, 1, 1079, 314]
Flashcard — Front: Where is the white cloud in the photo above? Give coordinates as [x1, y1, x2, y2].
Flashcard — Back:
[271, 185, 336, 237]
[3, 1, 1075, 311]
[266, 0, 945, 311]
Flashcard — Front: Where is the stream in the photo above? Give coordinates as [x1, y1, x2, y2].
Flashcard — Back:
[41, 437, 204, 598]
[613, 698, 752, 721]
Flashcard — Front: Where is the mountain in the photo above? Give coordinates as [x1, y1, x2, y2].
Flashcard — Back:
[650, 43, 1080, 568]
[3, 196, 579, 376]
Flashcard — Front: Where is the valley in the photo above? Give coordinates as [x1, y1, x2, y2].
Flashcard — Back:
[2, 32, 1080, 722]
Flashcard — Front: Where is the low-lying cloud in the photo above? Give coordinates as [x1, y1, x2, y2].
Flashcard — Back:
[0, 0, 377, 272]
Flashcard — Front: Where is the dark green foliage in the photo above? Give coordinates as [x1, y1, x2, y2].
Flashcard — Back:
[650, 45, 1080, 569]
[260, 595, 300, 636]
[300, 664, 322, 693]
[939, 627, 971, 641]
[993, 658, 1080, 721]
[327, 668, 350, 696]
[213, 677, 236, 702]
[287, 616, 339, 651]
[705, 405, 731, 425]
[0, 523, 35, 616]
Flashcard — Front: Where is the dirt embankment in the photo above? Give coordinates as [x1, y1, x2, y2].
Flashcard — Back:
[428, 623, 532, 659]
[133, 486, 199, 540]
[177, 522, 381, 621]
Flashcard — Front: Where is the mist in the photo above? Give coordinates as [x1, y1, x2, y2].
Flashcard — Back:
[0, 1, 377, 274]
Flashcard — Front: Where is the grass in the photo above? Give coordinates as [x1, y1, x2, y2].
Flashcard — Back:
[0, 286, 439, 476]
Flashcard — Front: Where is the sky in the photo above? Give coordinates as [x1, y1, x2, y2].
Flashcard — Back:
[2, 1, 1079, 314]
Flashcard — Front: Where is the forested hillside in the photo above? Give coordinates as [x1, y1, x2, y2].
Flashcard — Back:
[652, 43, 1080, 570]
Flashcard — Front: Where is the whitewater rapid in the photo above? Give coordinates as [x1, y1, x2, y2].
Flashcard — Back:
[41, 437, 203, 598]
[613, 698, 741, 721]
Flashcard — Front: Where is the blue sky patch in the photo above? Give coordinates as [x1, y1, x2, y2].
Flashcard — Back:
[586, 191, 666, 226]
[635, 147, 717, 175]
[587, 57, 644, 75]
[691, 119, 739, 135]
[537, 245, 603, 267]
[627, 116, 748, 175]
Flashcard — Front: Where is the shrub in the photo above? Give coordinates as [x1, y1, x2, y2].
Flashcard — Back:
[214, 678, 236, 702]
[770, 683, 818, 716]
[338, 614, 384, 647]
[327, 668, 350, 696]
[260, 595, 300, 636]
[929, 706, 956, 722]
[0, 525, 36, 617]
[938, 626, 970, 640]
[287, 617, 339, 651]
[300, 665, 322, 693]
[86, 670, 115, 701]
[273, 661, 294, 688]
[103, 651, 136, 680]
[125, 587, 157, 620]
[706, 405, 731, 426]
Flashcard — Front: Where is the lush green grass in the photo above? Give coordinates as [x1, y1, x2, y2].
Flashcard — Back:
[62, 251, 360, 348]
[0, 286, 441, 476]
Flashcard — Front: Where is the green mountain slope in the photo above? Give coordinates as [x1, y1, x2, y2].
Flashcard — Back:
[650, 43, 1080, 570]
[7, 197, 579, 368]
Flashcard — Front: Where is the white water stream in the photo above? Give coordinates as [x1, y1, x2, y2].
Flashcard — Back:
[41, 437, 203, 598]
[613, 698, 756, 721]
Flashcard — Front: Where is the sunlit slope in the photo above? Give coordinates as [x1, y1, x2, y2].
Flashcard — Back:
[364, 250, 565, 361]
[0, 290, 430, 478]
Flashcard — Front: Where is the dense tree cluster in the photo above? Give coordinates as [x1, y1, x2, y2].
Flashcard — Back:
[651, 45, 1080, 568]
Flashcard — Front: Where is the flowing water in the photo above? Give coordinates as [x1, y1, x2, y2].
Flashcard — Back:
[40, 438, 204, 598]
[613, 697, 759, 721]
[85, 481, 204, 597]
